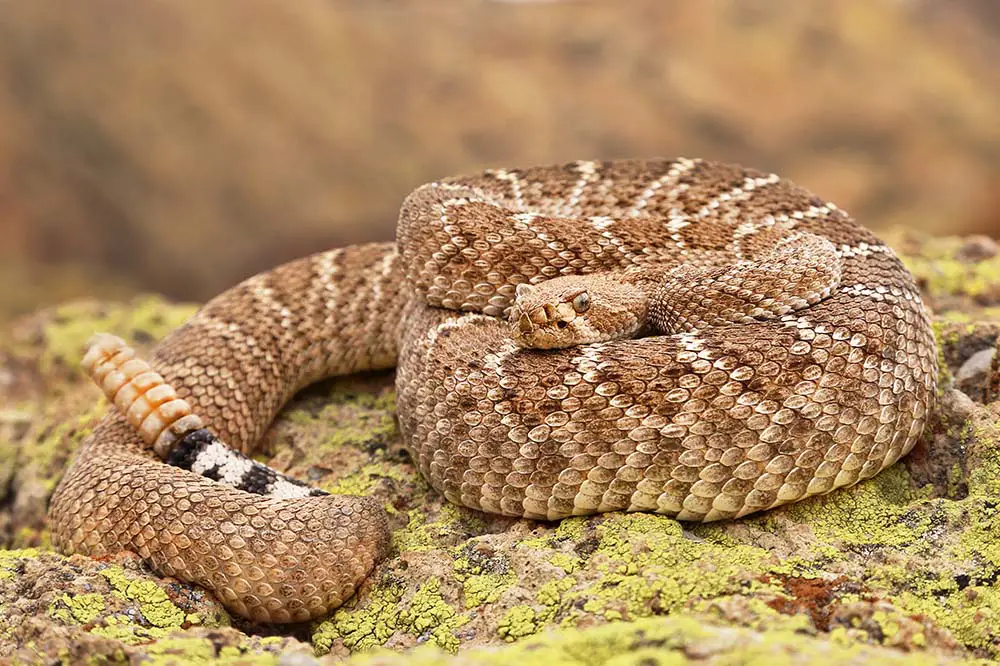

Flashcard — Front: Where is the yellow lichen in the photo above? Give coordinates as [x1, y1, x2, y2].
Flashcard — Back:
[283, 386, 400, 456]
[547, 552, 581, 574]
[0, 548, 39, 580]
[391, 510, 436, 553]
[570, 513, 774, 621]
[765, 465, 933, 549]
[325, 460, 416, 497]
[452, 548, 516, 609]
[48, 592, 106, 625]
[968, 420, 1000, 497]
[398, 578, 468, 653]
[497, 605, 538, 642]
[97, 565, 197, 635]
[313, 582, 405, 653]
[894, 586, 1000, 653]
[459, 571, 514, 609]
[37, 297, 197, 374]
[347, 613, 965, 666]
[143, 637, 282, 666]
[392, 505, 465, 554]
[314, 578, 468, 655]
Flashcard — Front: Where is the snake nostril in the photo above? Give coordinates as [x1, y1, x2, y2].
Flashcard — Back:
[556, 320, 568, 330]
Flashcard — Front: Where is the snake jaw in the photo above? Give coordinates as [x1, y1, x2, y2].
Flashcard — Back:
[509, 274, 650, 349]
[509, 282, 585, 349]
[511, 302, 582, 348]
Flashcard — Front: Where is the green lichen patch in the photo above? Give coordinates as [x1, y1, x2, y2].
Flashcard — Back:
[0, 548, 238, 662]
[345, 613, 979, 666]
[496, 605, 538, 642]
[312, 403, 399, 454]
[895, 233, 1000, 303]
[48, 592, 106, 625]
[454, 550, 516, 608]
[142, 636, 286, 666]
[902, 251, 1000, 302]
[12, 398, 108, 496]
[967, 417, 1000, 497]
[472, 469, 1000, 658]
[35, 560, 229, 647]
[936, 308, 1000, 325]
[280, 382, 400, 456]
[392, 510, 437, 553]
[314, 577, 470, 655]
[932, 319, 959, 389]
[391, 504, 472, 554]
[23, 297, 198, 377]
[1, 385, 112, 549]
[766, 464, 934, 550]
[314, 580, 406, 653]
[398, 578, 469, 653]
[2, 300, 201, 549]
[546, 552, 581, 574]
[894, 584, 1000, 654]
[325, 460, 419, 498]
[99, 565, 190, 630]
[486, 512, 784, 644]
[558, 513, 776, 625]
[460, 572, 511, 608]
[0, 548, 39, 580]
[258, 374, 418, 512]
[957, 497, 1000, 572]
[143, 637, 222, 665]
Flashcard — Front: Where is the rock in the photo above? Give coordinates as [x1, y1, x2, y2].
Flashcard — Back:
[4, 234, 1000, 664]
[957, 236, 1000, 263]
[955, 348, 995, 402]
[0, 549, 304, 664]
[956, 348, 995, 385]
[938, 388, 977, 427]
[279, 653, 324, 666]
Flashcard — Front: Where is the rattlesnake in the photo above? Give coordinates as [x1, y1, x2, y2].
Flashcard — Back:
[48, 158, 938, 624]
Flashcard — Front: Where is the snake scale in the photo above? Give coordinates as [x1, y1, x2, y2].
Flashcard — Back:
[48, 158, 937, 623]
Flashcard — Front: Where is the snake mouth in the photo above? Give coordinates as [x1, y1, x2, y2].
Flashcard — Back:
[510, 301, 580, 349]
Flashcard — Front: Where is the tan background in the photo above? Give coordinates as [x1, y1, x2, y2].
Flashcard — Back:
[1, 0, 998, 321]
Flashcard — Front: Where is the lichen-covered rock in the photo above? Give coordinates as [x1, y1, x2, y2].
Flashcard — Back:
[347, 615, 976, 666]
[0, 548, 310, 664]
[4, 233, 1000, 664]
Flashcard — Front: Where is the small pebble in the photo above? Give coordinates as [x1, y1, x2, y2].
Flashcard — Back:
[955, 347, 994, 384]
[938, 388, 977, 424]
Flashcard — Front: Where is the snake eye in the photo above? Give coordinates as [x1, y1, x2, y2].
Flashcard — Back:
[571, 291, 590, 313]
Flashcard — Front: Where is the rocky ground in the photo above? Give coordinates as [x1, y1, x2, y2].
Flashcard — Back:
[3, 230, 1000, 664]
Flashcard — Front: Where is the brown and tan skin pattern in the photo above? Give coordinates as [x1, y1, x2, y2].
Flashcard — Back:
[49, 158, 938, 623]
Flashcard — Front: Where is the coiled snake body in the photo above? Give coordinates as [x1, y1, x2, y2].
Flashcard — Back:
[48, 159, 937, 623]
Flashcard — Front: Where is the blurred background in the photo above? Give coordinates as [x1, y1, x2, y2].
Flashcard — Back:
[0, 0, 998, 323]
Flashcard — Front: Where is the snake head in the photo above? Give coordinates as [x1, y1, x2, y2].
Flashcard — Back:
[509, 276, 647, 349]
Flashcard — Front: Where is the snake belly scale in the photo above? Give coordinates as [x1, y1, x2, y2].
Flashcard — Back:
[48, 159, 937, 623]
